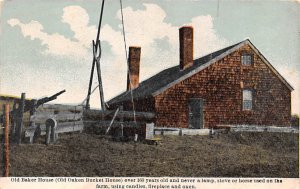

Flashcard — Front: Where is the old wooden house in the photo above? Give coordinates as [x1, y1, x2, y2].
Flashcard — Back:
[108, 26, 293, 129]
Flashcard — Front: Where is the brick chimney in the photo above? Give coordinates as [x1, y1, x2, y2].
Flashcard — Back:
[179, 26, 194, 70]
[127, 46, 141, 90]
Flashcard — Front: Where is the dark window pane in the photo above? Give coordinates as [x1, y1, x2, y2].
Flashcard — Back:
[241, 54, 252, 65]
[243, 89, 253, 110]
[243, 100, 252, 110]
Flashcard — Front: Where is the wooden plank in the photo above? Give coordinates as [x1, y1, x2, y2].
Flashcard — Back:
[84, 109, 155, 120]
[38, 104, 83, 112]
[25, 120, 84, 137]
[55, 113, 82, 121]
[30, 113, 82, 122]
[35, 108, 54, 114]
[26, 125, 84, 137]
[29, 120, 82, 129]
[105, 108, 120, 134]
[35, 110, 80, 116]
[115, 111, 155, 119]
[84, 120, 142, 128]
[56, 123, 83, 133]
[57, 121, 83, 127]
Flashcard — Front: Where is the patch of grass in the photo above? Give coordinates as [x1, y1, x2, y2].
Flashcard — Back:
[1, 131, 298, 177]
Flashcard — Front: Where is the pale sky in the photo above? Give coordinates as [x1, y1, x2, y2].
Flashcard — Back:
[0, 0, 299, 114]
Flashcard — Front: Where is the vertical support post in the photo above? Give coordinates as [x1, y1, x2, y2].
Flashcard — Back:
[4, 104, 10, 177]
[15, 93, 25, 144]
[45, 118, 57, 145]
[33, 125, 41, 143]
[85, 0, 106, 110]
[50, 124, 57, 143]
[45, 124, 51, 145]
[179, 129, 182, 136]
[29, 100, 37, 128]
[85, 59, 96, 110]
[93, 40, 106, 111]
[134, 134, 138, 142]
[29, 100, 37, 144]
[145, 123, 154, 139]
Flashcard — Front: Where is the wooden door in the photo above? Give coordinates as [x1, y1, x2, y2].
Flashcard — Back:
[188, 98, 204, 129]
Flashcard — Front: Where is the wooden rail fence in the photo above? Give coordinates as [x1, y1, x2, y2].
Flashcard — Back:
[25, 104, 84, 143]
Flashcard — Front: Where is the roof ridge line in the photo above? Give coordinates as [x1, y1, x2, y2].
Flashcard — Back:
[193, 39, 248, 61]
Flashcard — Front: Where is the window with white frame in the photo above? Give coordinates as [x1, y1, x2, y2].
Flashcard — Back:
[243, 89, 252, 110]
[241, 54, 252, 65]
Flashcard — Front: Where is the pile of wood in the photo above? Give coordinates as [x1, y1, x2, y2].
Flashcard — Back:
[83, 108, 155, 139]
[0, 90, 86, 144]
[25, 104, 84, 143]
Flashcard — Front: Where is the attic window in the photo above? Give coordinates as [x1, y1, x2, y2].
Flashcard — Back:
[241, 53, 252, 66]
[243, 89, 253, 110]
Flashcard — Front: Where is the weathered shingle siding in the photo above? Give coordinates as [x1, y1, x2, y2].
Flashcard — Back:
[154, 44, 291, 128]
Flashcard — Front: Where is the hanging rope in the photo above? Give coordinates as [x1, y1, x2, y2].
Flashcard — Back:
[119, 0, 137, 123]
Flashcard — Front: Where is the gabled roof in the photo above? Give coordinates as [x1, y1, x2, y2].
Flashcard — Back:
[108, 39, 293, 105]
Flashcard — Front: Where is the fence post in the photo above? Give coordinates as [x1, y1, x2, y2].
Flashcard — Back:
[4, 104, 10, 177]
[29, 99, 37, 128]
[10, 99, 17, 136]
[50, 119, 57, 143]
[15, 93, 25, 144]
[29, 99, 37, 143]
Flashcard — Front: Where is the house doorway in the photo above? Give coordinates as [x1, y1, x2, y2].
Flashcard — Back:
[188, 98, 205, 129]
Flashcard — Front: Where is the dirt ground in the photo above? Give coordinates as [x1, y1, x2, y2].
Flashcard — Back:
[1, 131, 299, 177]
